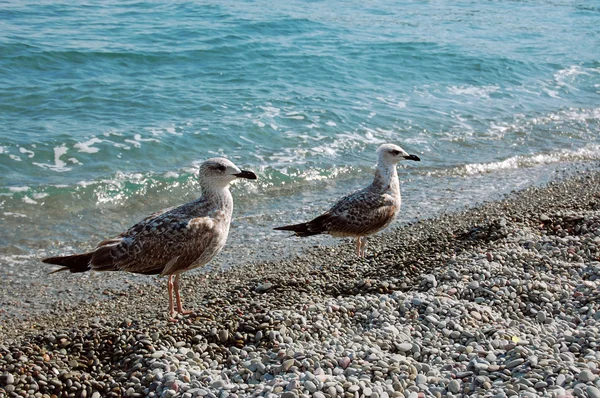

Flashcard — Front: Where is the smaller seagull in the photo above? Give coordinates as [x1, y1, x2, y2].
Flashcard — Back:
[42, 158, 257, 320]
[274, 143, 420, 257]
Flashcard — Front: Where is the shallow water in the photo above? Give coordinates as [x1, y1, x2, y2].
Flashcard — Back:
[1, 0, 599, 317]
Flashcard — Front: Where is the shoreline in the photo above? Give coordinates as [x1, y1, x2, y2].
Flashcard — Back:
[1, 166, 600, 397]
[0, 159, 587, 322]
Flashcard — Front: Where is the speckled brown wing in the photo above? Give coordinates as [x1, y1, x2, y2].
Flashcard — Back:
[314, 189, 398, 237]
[90, 210, 220, 276]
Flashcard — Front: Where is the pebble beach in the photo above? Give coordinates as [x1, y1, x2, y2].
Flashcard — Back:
[2, 166, 600, 398]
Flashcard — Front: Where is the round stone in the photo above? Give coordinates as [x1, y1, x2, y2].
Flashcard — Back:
[587, 386, 600, 398]
[305, 380, 317, 393]
[536, 311, 547, 323]
[579, 369, 597, 382]
[397, 343, 412, 352]
[448, 380, 461, 394]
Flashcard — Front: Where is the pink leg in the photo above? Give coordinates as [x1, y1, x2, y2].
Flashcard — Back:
[360, 237, 368, 257]
[167, 275, 177, 321]
[174, 274, 193, 315]
[356, 237, 362, 257]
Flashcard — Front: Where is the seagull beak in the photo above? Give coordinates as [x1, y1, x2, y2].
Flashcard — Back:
[234, 170, 258, 180]
[404, 154, 421, 161]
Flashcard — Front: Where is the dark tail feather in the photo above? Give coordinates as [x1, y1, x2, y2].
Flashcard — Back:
[42, 252, 94, 274]
[274, 222, 322, 237]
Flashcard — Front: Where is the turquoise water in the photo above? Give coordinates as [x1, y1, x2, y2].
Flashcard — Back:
[1, 1, 600, 314]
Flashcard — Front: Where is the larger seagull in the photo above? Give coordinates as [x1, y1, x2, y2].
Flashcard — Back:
[43, 158, 257, 320]
[274, 143, 420, 257]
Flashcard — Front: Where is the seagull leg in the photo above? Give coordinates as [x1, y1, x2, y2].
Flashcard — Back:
[174, 274, 193, 315]
[361, 237, 368, 257]
[167, 275, 177, 321]
[356, 237, 362, 257]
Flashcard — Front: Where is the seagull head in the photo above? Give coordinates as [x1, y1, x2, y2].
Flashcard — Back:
[199, 157, 257, 190]
[376, 143, 421, 165]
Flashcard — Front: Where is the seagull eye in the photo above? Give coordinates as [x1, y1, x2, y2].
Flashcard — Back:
[217, 165, 226, 172]
[390, 150, 400, 156]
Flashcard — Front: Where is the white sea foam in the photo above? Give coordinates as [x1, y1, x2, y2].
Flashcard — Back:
[238, 136, 255, 145]
[554, 65, 593, 87]
[124, 139, 142, 148]
[311, 146, 337, 156]
[74, 137, 103, 153]
[462, 146, 600, 176]
[0, 146, 5, 154]
[9, 186, 29, 192]
[448, 85, 499, 98]
[298, 165, 354, 182]
[165, 127, 183, 136]
[450, 113, 475, 135]
[19, 147, 35, 158]
[377, 97, 407, 109]
[3, 212, 27, 218]
[488, 122, 509, 135]
[103, 130, 126, 139]
[463, 157, 520, 175]
[22, 196, 37, 205]
[9, 154, 22, 162]
[124, 133, 161, 148]
[402, 135, 430, 145]
[285, 112, 305, 120]
[326, 121, 337, 127]
[112, 142, 131, 150]
[528, 107, 600, 128]
[259, 106, 280, 118]
[96, 191, 126, 206]
[77, 180, 95, 187]
[300, 169, 329, 181]
[32, 192, 49, 199]
[359, 127, 397, 143]
[32, 145, 71, 172]
[544, 88, 561, 98]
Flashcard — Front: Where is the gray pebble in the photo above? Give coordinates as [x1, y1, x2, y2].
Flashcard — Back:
[587, 386, 600, 398]
[397, 343, 412, 352]
[536, 310, 547, 323]
[304, 380, 317, 393]
[579, 369, 597, 382]
[448, 379, 461, 394]
[505, 358, 525, 369]
[468, 281, 479, 290]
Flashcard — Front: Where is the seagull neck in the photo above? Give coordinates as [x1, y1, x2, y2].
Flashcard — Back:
[199, 185, 234, 212]
[372, 162, 399, 194]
